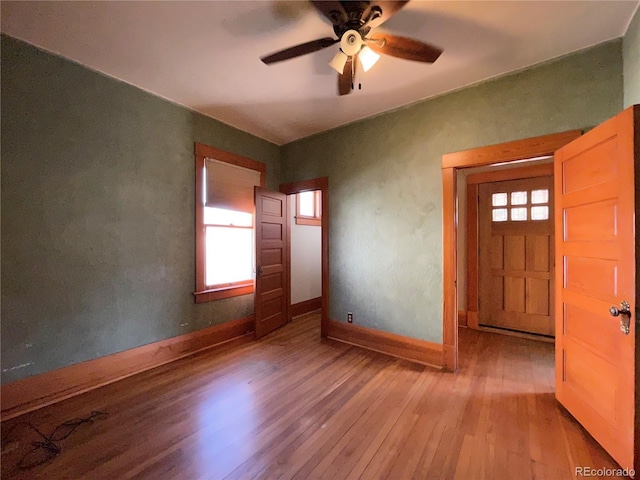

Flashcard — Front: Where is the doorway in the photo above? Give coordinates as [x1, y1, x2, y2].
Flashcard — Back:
[443, 107, 638, 473]
[465, 163, 555, 339]
[280, 177, 330, 337]
[288, 190, 322, 319]
[440, 130, 581, 371]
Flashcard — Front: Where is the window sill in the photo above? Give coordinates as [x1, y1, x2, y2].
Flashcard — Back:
[295, 216, 321, 226]
[193, 283, 254, 303]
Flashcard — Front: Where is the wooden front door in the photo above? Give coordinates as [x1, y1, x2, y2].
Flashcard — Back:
[478, 176, 555, 336]
[555, 106, 637, 471]
[254, 187, 289, 339]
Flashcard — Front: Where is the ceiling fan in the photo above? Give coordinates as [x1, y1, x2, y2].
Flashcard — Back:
[260, 1, 443, 96]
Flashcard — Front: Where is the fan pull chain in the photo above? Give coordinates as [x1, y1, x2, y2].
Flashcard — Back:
[351, 58, 355, 90]
[350, 58, 362, 91]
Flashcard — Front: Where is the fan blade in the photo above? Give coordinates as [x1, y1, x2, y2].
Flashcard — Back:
[338, 56, 354, 95]
[365, 1, 409, 28]
[261, 37, 338, 64]
[311, 1, 348, 26]
[367, 33, 442, 63]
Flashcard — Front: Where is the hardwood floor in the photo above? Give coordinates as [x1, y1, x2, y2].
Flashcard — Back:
[1, 314, 619, 479]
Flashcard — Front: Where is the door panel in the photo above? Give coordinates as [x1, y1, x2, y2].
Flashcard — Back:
[527, 235, 549, 271]
[562, 139, 617, 193]
[255, 187, 289, 339]
[504, 277, 525, 312]
[564, 200, 618, 240]
[526, 278, 549, 315]
[554, 106, 637, 471]
[564, 257, 617, 298]
[564, 339, 618, 422]
[478, 175, 555, 337]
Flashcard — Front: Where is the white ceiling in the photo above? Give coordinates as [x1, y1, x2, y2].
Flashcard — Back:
[2, 1, 638, 145]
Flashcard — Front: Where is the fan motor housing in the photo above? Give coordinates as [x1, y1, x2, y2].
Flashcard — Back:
[331, 1, 376, 38]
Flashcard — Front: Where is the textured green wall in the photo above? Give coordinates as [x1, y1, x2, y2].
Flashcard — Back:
[624, 6, 640, 107]
[0, 33, 626, 384]
[1, 35, 280, 384]
[281, 40, 623, 343]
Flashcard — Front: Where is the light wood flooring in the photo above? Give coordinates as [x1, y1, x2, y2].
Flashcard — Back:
[1, 313, 619, 479]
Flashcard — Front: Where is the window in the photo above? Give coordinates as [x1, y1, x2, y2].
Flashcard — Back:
[531, 189, 549, 204]
[204, 208, 253, 287]
[492, 193, 507, 206]
[295, 190, 321, 226]
[492, 208, 508, 222]
[531, 206, 549, 220]
[193, 143, 266, 303]
[491, 188, 550, 223]
[492, 193, 508, 222]
[510, 191, 527, 205]
[510, 207, 528, 221]
[529, 188, 549, 220]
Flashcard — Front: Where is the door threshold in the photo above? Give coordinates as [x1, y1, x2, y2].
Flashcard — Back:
[476, 325, 554, 344]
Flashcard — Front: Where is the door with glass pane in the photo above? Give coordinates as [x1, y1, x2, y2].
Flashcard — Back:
[478, 176, 555, 336]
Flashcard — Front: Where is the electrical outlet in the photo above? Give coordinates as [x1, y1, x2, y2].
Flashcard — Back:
[347, 312, 353, 323]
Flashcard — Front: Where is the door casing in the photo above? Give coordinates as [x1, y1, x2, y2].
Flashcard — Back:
[441, 130, 582, 371]
[280, 177, 330, 337]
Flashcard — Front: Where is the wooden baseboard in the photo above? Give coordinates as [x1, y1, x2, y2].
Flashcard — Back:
[291, 297, 322, 318]
[458, 310, 468, 327]
[327, 320, 443, 369]
[467, 310, 479, 329]
[1, 316, 254, 421]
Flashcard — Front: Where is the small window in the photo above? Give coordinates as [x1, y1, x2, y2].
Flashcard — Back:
[511, 191, 527, 205]
[492, 193, 508, 207]
[531, 189, 549, 204]
[511, 207, 528, 221]
[531, 205, 549, 220]
[492, 208, 508, 222]
[296, 190, 321, 226]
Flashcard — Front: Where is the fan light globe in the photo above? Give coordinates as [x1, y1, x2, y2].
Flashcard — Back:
[329, 50, 349, 74]
[358, 46, 380, 72]
[340, 29, 363, 56]
[329, 29, 366, 74]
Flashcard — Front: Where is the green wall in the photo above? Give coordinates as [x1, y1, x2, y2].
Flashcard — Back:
[0, 35, 281, 384]
[624, 6, 640, 107]
[281, 40, 623, 343]
[1, 33, 627, 384]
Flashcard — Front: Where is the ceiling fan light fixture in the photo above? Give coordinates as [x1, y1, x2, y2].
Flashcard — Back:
[329, 49, 349, 74]
[340, 29, 363, 56]
[358, 45, 380, 72]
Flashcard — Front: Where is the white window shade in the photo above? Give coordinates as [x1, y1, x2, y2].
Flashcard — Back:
[205, 158, 261, 213]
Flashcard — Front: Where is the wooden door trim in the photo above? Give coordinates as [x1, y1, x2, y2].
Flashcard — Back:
[280, 177, 329, 338]
[441, 130, 581, 371]
[466, 182, 479, 329]
[442, 130, 581, 169]
[466, 163, 555, 331]
[633, 105, 639, 479]
[466, 162, 554, 185]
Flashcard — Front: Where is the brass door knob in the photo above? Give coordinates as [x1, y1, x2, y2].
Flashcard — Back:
[609, 301, 631, 335]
